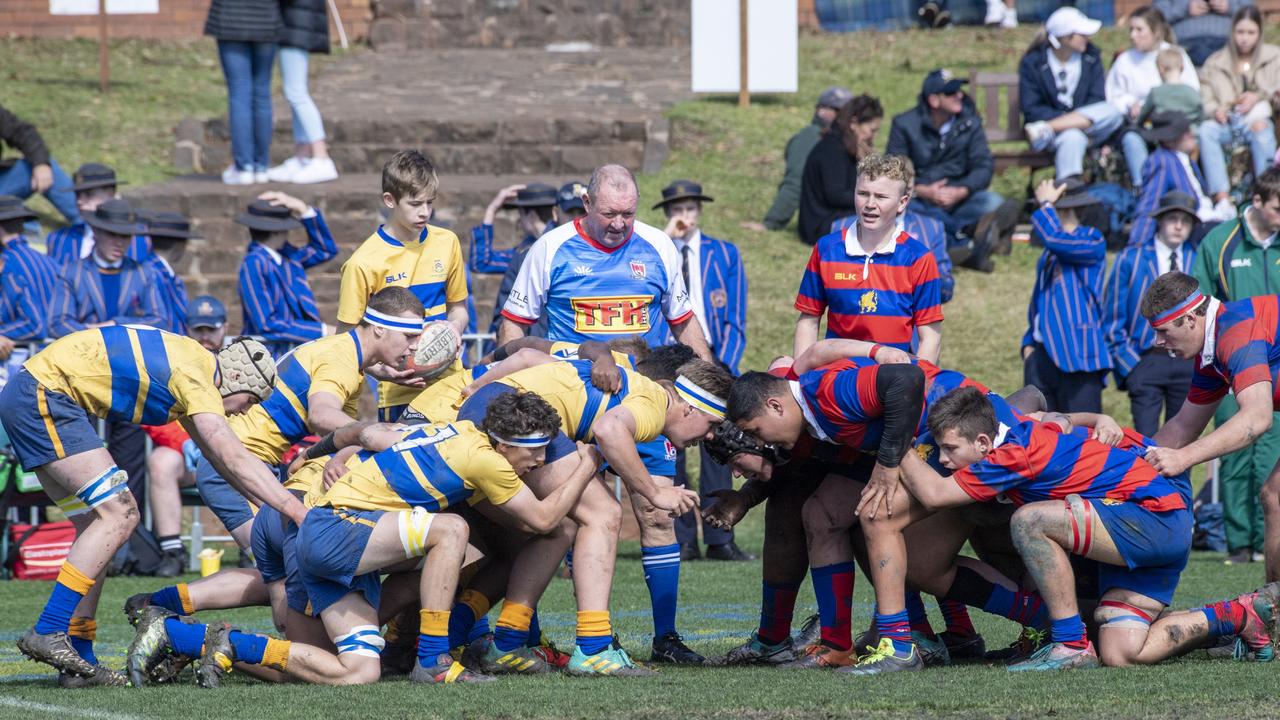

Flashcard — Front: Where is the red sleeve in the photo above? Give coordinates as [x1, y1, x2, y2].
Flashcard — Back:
[910, 253, 945, 326]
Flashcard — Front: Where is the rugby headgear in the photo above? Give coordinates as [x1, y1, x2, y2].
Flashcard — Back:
[216, 338, 276, 401]
[704, 421, 790, 467]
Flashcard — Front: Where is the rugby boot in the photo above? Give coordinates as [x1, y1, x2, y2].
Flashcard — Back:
[411, 654, 497, 684]
[59, 665, 129, 688]
[713, 633, 797, 666]
[792, 613, 821, 648]
[940, 631, 987, 663]
[985, 627, 1046, 664]
[380, 637, 417, 676]
[124, 593, 151, 626]
[780, 642, 856, 669]
[1007, 641, 1100, 672]
[477, 641, 553, 674]
[127, 606, 179, 687]
[838, 637, 924, 676]
[1233, 582, 1280, 661]
[19, 628, 96, 678]
[530, 633, 571, 669]
[194, 622, 234, 689]
[650, 631, 705, 665]
[566, 642, 656, 677]
[912, 631, 951, 667]
[148, 652, 194, 684]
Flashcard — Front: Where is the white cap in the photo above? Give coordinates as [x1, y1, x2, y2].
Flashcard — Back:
[1045, 7, 1101, 48]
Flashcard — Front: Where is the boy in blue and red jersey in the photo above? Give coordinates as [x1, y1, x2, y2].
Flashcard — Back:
[899, 385, 1280, 670]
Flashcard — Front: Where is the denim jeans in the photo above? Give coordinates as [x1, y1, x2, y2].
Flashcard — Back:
[1120, 129, 1149, 185]
[1051, 101, 1124, 179]
[1199, 114, 1277, 196]
[217, 40, 277, 171]
[0, 158, 80, 224]
[909, 190, 1005, 247]
[279, 47, 325, 145]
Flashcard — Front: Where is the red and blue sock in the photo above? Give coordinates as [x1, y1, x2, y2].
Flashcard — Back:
[757, 580, 801, 645]
[34, 563, 94, 636]
[875, 610, 914, 655]
[938, 598, 976, 636]
[641, 543, 681, 637]
[1049, 615, 1088, 649]
[904, 591, 934, 636]
[810, 562, 855, 651]
[1199, 599, 1246, 638]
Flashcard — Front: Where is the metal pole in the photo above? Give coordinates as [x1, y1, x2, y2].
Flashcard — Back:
[98, 0, 109, 93]
[738, 0, 749, 107]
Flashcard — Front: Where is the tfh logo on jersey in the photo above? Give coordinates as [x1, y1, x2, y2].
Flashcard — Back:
[630, 260, 646, 279]
[571, 295, 653, 334]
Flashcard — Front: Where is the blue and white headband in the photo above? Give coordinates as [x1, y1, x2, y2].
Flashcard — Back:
[363, 307, 425, 333]
[489, 432, 552, 448]
[674, 375, 726, 420]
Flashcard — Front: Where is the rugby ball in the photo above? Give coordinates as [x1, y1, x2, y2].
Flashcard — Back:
[404, 321, 461, 378]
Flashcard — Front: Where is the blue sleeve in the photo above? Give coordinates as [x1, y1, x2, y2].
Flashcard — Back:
[239, 254, 322, 344]
[47, 265, 86, 338]
[469, 224, 513, 274]
[288, 210, 339, 268]
[1031, 207, 1106, 265]
[1102, 248, 1142, 378]
[1127, 155, 1167, 247]
[719, 243, 747, 375]
[909, 214, 953, 303]
[0, 274, 44, 341]
[113, 266, 167, 329]
[1019, 52, 1058, 124]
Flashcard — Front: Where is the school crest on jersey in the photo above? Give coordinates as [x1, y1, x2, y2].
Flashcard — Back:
[663, 439, 677, 462]
[630, 260, 647, 279]
[914, 443, 934, 463]
[434, 259, 445, 273]
[710, 289, 728, 308]
[859, 290, 878, 313]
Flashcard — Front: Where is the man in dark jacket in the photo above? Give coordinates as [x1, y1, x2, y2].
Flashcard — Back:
[1017, 8, 1124, 180]
[887, 69, 1018, 272]
[760, 87, 852, 232]
[0, 104, 79, 224]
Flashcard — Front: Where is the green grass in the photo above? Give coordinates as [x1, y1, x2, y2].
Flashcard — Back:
[0, 26, 1266, 719]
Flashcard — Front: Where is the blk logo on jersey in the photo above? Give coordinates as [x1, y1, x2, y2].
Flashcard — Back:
[630, 260, 647, 279]
[571, 295, 653, 334]
[385, 272, 408, 283]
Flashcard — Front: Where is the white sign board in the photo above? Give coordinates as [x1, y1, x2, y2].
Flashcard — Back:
[691, 0, 798, 94]
[50, 0, 158, 15]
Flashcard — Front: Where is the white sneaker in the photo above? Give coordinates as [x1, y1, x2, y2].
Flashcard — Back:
[1024, 121, 1054, 152]
[1000, 5, 1018, 28]
[1214, 197, 1237, 221]
[289, 157, 339, 185]
[267, 157, 305, 183]
[253, 170, 269, 184]
[984, 0, 1005, 25]
[221, 165, 254, 185]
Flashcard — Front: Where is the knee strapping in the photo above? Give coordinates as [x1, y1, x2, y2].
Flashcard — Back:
[1098, 600, 1154, 629]
[1064, 494, 1093, 556]
[334, 625, 385, 657]
[398, 507, 434, 558]
[57, 466, 128, 517]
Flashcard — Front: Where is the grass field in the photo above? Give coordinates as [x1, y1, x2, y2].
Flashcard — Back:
[0, 24, 1274, 720]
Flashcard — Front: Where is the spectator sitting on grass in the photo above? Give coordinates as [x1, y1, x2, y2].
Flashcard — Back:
[1138, 47, 1207, 129]
[1129, 111, 1230, 248]
[798, 94, 883, 246]
[757, 86, 852, 233]
[1154, 0, 1248, 67]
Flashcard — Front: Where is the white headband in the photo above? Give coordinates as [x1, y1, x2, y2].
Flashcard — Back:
[363, 307, 424, 333]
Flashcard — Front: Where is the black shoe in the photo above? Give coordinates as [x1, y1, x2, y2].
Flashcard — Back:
[940, 631, 987, 663]
[155, 548, 185, 578]
[1226, 548, 1254, 565]
[679, 543, 701, 561]
[975, 199, 1021, 256]
[960, 232, 996, 273]
[918, 1, 949, 27]
[947, 239, 974, 267]
[705, 542, 756, 561]
[793, 613, 821, 648]
[651, 632, 705, 665]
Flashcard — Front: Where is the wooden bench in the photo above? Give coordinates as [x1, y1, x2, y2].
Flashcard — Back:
[969, 69, 1054, 198]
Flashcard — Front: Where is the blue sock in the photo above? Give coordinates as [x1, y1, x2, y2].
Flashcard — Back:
[810, 562, 856, 651]
[1049, 615, 1088, 648]
[69, 635, 97, 665]
[164, 618, 207, 657]
[229, 631, 267, 665]
[875, 610, 913, 655]
[150, 586, 188, 616]
[467, 616, 491, 644]
[447, 602, 477, 648]
[418, 632, 450, 663]
[904, 591, 934, 635]
[641, 544, 681, 637]
[34, 584, 86, 636]
[526, 608, 542, 648]
[564, 549, 573, 575]
[984, 585, 1048, 629]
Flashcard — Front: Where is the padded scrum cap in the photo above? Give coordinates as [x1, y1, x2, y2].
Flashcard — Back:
[217, 338, 277, 401]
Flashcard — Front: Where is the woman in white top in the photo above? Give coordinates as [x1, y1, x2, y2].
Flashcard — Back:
[1106, 6, 1199, 185]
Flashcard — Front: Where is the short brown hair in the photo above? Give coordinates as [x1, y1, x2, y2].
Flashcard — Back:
[858, 153, 915, 189]
[1254, 166, 1280, 205]
[382, 150, 439, 201]
[481, 390, 562, 443]
[674, 359, 733, 407]
[1139, 271, 1207, 324]
[926, 386, 998, 442]
[361, 286, 425, 325]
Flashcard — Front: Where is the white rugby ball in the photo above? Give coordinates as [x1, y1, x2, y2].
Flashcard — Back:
[406, 321, 461, 378]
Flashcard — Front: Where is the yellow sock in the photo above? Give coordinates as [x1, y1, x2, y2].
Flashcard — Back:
[496, 602, 534, 632]
[459, 589, 491, 619]
[177, 583, 195, 615]
[420, 609, 450, 638]
[56, 563, 95, 595]
[576, 610, 611, 638]
[262, 638, 291, 671]
[68, 617, 96, 641]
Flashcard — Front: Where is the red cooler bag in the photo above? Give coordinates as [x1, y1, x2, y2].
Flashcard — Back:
[8, 521, 75, 580]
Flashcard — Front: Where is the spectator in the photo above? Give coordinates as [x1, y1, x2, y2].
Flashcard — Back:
[984, 0, 1017, 27]
[141, 211, 197, 335]
[488, 180, 587, 343]
[795, 153, 943, 362]
[1021, 178, 1111, 412]
[471, 183, 558, 275]
[1104, 190, 1198, 436]
[833, 209, 954, 304]
[205, 0, 282, 185]
[265, 0, 338, 184]
[798, 95, 884, 245]
[1138, 47, 1207, 128]
[1107, 6, 1200, 184]
[1153, 0, 1253, 67]
[1190, 166, 1280, 565]
[887, 69, 1019, 273]
[0, 196, 59, 371]
[760, 87, 852, 232]
[1129, 111, 1229, 247]
[46, 164, 149, 264]
[1019, 7, 1125, 180]
[655, 179, 751, 562]
[1198, 5, 1280, 210]
[237, 191, 337, 358]
[0, 104, 79, 225]
[141, 295, 231, 577]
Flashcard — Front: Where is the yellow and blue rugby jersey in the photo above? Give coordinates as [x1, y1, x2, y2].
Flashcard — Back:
[228, 331, 366, 464]
[318, 420, 523, 512]
[337, 225, 469, 411]
[24, 326, 224, 424]
[547, 341, 636, 370]
[406, 361, 499, 423]
[497, 359, 668, 443]
[286, 456, 329, 506]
